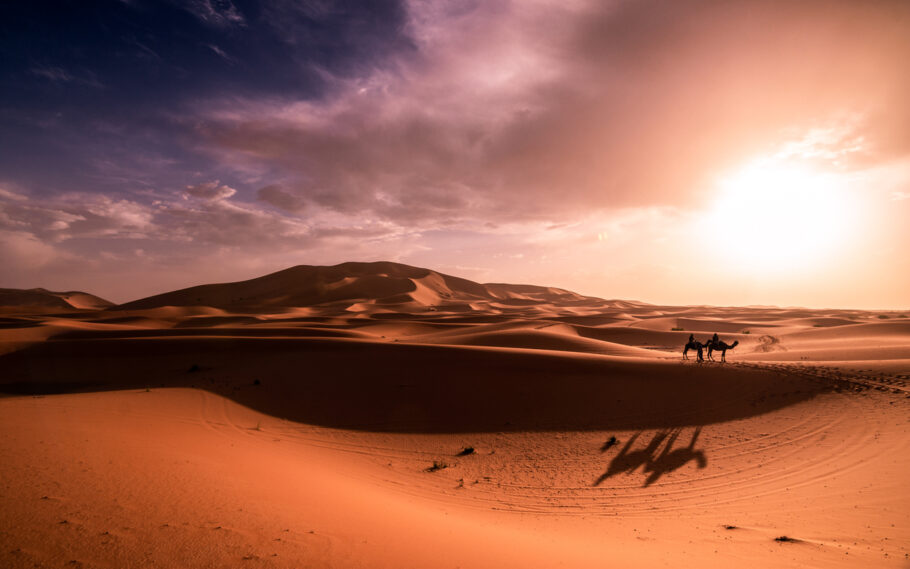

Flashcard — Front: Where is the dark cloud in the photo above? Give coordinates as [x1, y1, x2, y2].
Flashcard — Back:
[180, 0, 247, 28]
[0, 0, 414, 201]
[256, 184, 306, 212]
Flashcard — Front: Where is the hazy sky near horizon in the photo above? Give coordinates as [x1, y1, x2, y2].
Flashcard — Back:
[1, 0, 909, 309]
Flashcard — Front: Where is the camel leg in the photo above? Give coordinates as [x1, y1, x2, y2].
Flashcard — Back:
[683, 347, 688, 360]
[688, 426, 702, 449]
[721, 349, 726, 363]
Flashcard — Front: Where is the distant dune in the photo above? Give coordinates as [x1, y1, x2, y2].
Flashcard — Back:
[1, 262, 908, 568]
[0, 287, 113, 313]
[113, 261, 616, 311]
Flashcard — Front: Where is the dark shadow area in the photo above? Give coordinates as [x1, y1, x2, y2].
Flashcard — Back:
[0, 336, 833, 433]
[0, 310, 106, 319]
[0, 318, 43, 329]
[0, 380, 102, 395]
[48, 327, 366, 340]
[594, 431, 665, 485]
[595, 427, 707, 487]
[643, 427, 707, 486]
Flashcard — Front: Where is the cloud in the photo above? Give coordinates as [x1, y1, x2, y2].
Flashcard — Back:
[0, 229, 61, 270]
[30, 65, 74, 82]
[0, 191, 153, 241]
[0, 179, 417, 259]
[180, 0, 245, 27]
[0, 186, 28, 202]
[206, 44, 235, 64]
[192, 0, 910, 229]
[158, 197, 307, 246]
[30, 65, 104, 88]
[184, 180, 237, 201]
[256, 184, 306, 213]
[260, 0, 410, 59]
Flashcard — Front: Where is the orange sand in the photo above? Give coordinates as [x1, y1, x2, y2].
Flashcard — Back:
[1, 263, 908, 568]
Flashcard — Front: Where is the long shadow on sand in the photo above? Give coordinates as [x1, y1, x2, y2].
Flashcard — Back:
[0, 336, 834, 433]
[595, 428, 707, 487]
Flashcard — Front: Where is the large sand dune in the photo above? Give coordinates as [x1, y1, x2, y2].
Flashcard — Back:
[113, 261, 606, 312]
[1, 262, 908, 568]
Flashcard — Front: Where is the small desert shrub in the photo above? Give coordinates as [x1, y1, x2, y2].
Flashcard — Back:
[813, 324, 823, 327]
[426, 460, 448, 472]
[671, 327, 684, 331]
[878, 314, 890, 319]
[742, 330, 750, 334]
[457, 446, 475, 456]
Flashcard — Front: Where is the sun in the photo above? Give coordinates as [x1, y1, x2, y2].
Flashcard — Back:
[701, 159, 852, 273]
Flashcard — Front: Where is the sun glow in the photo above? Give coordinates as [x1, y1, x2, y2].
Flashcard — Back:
[702, 159, 853, 273]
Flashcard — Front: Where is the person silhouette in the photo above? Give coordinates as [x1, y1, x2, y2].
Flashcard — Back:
[688, 334, 695, 344]
[711, 332, 719, 346]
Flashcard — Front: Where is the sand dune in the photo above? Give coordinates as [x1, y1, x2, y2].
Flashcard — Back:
[0, 287, 113, 313]
[784, 320, 910, 339]
[114, 261, 610, 312]
[628, 315, 773, 334]
[1, 263, 908, 568]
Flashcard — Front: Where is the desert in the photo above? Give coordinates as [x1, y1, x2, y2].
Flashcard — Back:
[4, 2, 910, 566]
[1, 261, 908, 568]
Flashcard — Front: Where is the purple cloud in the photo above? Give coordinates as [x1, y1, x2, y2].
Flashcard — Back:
[180, 0, 246, 28]
[184, 180, 237, 201]
[256, 184, 306, 213]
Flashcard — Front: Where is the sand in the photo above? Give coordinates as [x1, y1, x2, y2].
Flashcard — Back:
[1, 262, 908, 568]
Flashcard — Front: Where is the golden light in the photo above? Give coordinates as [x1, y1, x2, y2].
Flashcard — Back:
[701, 159, 853, 273]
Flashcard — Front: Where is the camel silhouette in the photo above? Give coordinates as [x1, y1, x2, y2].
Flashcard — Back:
[682, 339, 708, 361]
[707, 339, 739, 362]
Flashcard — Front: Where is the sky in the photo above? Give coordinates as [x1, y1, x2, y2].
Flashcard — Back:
[1, 0, 909, 309]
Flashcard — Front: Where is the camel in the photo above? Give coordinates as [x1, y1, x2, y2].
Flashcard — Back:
[682, 339, 707, 361]
[707, 339, 739, 362]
